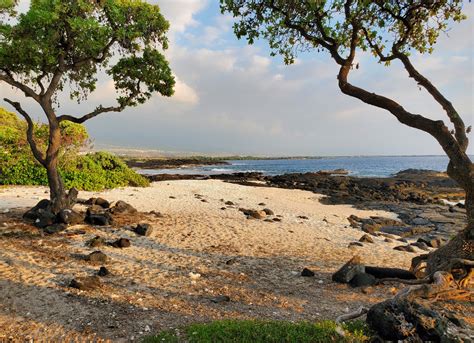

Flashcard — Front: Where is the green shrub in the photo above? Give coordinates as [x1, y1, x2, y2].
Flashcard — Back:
[0, 107, 148, 191]
[143, 320, 372, 343]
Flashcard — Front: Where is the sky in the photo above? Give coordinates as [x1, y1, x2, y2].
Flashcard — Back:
[1, 1, 473, 156]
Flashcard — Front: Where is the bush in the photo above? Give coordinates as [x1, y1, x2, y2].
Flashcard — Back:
[0, 107, 148, 190]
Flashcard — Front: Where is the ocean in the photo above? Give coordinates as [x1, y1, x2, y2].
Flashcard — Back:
[137, 155, 473, 178]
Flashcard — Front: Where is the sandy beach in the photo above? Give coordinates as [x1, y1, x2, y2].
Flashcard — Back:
[0, 180, 428, 341]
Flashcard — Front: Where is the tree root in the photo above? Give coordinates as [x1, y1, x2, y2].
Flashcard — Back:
[376, 277, 431, 285]
[335, 306, 369, 323]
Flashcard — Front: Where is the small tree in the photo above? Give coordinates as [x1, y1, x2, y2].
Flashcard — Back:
[221, 0, 473, 274]
[0, 0, 175, 213]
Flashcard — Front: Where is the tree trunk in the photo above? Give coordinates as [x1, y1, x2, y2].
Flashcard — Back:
[426, 164, 474, 276]
[45, 118, 68, 214]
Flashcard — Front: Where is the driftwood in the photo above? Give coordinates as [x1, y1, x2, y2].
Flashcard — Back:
[335, 306, 368, 324]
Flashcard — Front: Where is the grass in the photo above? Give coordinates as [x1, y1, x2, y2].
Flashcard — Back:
[143, 320, 372, 343]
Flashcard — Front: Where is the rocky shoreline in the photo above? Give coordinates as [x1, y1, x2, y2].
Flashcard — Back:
[124, 157, 229, 169]
[145, 169, 467, 251]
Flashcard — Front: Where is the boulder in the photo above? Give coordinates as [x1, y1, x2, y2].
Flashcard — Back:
[23, 199, 51, 221]
[69, 276, 101, 291]
[34, 209, 57, 228]
[349, 272, 376, 288]
[332, 255, 365, 284]
[87, 251, 107, 263]
[110, 200, 137, 214]
[394, 245, 417, 253]
[85, 213, 113, 226]
[95, 197, 110, 209]
[58, 209, 84, 225]
[135, 223, 153, 236]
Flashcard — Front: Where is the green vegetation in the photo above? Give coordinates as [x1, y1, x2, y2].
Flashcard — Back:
[143, 320, 371, 343]
[0, 107, 148, 191]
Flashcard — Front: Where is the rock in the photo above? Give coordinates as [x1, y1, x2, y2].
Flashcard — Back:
[43, 223, 67, 234]
[70, 276, 101, 291]
[87, 236, 106, 248]
[58, 209, 84, 225]
[262, 208, 274, 216]
[34, 210, 57, 228]
[98, 266, 110, 277]
[361, 223, 379, 235]
[85, 213, 113, 226]
[272, 218, 282, 222]
[348, 242, 364, 248]
[87, 251, 107, 263]
[332, 255, 365, 284]
[297, 215, 309, 220]
[301, 268, 315, 277]
[418, 237, 443, 248]
[111, 238, 131, 248]
[246, 210, 266, 219]
[95, 197, 110, 209]
[23, 199, 51, 221]
[263, 219, 273, 222]
[225, 201, 235, 206]
[379, 226, 412, 237]
[109, 200, 137, 214]
[210, 295, 230, 303]
[411, 241, 430, 251]
[349, 272, 376, 288]
[394, 245, 417, 253]
[135, 223, 153, 236]
[258, 202, 266, 206]
[365, 266, 416, 280]
[367, 298, 455, 341]
[412, 217, 431, 226]
[359, 234, 374, 243]
[384, 238, 393, 243]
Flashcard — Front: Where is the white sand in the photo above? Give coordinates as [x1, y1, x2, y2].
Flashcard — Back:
[0, 180, 424, 341]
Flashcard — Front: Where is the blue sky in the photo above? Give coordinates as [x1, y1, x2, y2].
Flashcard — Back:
[2, 1, 473, 156]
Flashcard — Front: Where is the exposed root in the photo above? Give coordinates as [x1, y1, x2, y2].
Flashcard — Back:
[335, 306, 369, 324]
[376, 277, 431, 285]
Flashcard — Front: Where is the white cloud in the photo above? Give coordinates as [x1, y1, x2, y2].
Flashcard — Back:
[171, 77, 199, 105]
[153, 0, 208, 33]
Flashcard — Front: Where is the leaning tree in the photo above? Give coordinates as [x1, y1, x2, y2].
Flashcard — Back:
[0, 0, 175, 213]
[221, 0, 473, 276]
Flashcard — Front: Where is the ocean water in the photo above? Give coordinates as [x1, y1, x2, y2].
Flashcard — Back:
[138, 155, 472, 178]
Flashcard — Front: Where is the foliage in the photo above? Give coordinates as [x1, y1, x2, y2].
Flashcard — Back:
[143, 320, 372, 343]
[0, 107, 148, 190]
[220, 1, 466, 65]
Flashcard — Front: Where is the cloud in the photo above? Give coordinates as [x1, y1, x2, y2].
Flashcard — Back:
[153, 0, 208, 33]
[170, 77, 199, 105]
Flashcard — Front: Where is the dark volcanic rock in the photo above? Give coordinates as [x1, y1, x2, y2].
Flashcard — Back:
[135, 223, 153, 236]
[349, 272, 376, 288]
[43, 223, 67, 234]
[87, 251, 108, 263]
[109, 200, 137, 214]
[111, 238, 131, 248]
[23, 199, 51, 221]
[301, 268, 315, 277]
[348, 242, 364, 248]
[210, 295, 231, 303]
[58, 209, 84, 225]
[70, 276, 101, 291]
[394, 245, 417, 253]
[98, 266, 110, 277]
[87, 236, 106, 248]
[262, 208, 274, 216]
[85, 213, 113, 226]
[95, 197, 110, 209]
[332, 256, 365, 284]
[34, 210, 57, 228]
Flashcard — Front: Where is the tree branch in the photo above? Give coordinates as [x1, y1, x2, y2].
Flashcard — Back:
[57, 104, 125, 124]
[394, 52, 468, 152]
[0, 73, 40, 102]
[3, 98, 46, 166]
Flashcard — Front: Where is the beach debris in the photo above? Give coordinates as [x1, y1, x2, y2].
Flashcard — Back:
[134, 223, 153, 236]
[332, 255, 365, 284]
[359, 234, 374, 243]
[87, 251, 108, 263]
[262, 208, 274, 215]
[70, 276, 101, 291]
[301, 268, 315, 277]
[111, 238, 131, 248]
[98, 266, 110, 277]
[210, 295, 230, 303]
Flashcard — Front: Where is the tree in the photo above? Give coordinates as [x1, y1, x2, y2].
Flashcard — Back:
[0, 0, 175, 213]
[221, 0, 473, 274]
